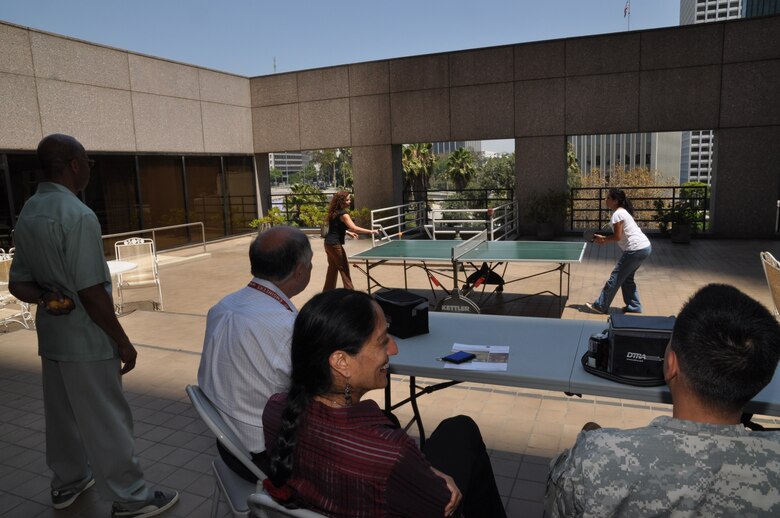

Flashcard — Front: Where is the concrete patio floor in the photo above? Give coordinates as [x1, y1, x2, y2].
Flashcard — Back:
[1, 233, 779, 517]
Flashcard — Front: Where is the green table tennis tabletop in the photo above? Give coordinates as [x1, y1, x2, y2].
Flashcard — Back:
[350, 239, 586, 263]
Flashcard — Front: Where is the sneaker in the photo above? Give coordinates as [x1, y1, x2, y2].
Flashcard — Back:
[584, 302, 607, 315]
[51, 477, 95, 509]
[111, 490, 179, 518]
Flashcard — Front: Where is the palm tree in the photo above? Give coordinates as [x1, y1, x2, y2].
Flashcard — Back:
[401, 143, 435, 201]
[311, 149, 338, 186]
[446, 147, 476, 191]
[335, 147, 352, 187]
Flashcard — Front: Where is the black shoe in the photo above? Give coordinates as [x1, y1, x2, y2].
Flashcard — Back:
[52, 476, 95, 509]
[111, 490, 179, 518]
[622, 306, 642, 314]
[582, 421, 602, 432]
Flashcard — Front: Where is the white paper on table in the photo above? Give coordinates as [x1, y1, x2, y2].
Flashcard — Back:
[443, 343, 509, 371]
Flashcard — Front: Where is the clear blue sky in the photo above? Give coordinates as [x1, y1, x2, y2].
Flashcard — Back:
[1, 0, 680, 77]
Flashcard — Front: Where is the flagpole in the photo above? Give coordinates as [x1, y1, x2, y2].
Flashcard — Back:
[627, 0, 631, 31]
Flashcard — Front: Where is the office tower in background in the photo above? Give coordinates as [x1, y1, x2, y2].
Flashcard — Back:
[568, 133, 682, 182]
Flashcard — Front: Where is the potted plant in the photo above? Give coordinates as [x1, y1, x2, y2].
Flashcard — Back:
[524, 189, 569, 240]
[653, 201, 693, 243]
[652, 183, 708, 244]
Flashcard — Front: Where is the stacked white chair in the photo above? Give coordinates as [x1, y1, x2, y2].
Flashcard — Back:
[0, 249, 33, 329]
[114, 237, 163, 312]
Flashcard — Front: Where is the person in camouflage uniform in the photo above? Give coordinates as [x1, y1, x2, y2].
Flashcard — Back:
[546, 283, 780, 517]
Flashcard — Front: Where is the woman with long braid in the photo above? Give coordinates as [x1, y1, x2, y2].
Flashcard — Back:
[586, 188, 652, 314]
[262, 289, 505, 517]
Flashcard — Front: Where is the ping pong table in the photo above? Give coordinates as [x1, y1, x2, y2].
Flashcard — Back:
[350, 231, 586, 314]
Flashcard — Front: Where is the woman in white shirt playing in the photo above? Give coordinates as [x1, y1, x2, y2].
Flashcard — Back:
[586, 188, 652, 314]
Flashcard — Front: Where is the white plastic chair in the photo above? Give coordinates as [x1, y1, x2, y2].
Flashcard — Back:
[114, 237, 163, 311]
[247, 490, 325, 518]
[0, 251, 34, 330]
[185, 385, 326, 518]
[186, 385, 263, 518]
[761, 251, 780, 317]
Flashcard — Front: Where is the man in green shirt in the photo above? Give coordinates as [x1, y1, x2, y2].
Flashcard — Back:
[9, 134, 178, 518]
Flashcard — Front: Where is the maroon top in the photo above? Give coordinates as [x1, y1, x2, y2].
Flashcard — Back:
[263, 393, 451, 517]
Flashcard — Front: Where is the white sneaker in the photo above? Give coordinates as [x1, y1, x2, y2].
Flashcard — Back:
[585, 302, 607, 314]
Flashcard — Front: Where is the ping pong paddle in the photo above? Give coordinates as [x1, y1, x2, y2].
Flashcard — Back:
[583, 223, 611, 242]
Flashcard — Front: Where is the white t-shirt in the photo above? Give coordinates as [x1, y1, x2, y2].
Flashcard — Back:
[611, 207, 650, 252]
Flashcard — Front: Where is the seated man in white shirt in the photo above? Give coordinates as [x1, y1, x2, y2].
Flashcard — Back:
[198, 226, 312, 481]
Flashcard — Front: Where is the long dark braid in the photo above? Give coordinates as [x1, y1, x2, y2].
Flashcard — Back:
[268, 289, 377, 486]
[268, 385, 309, 486]
[608, 188, 634, 216]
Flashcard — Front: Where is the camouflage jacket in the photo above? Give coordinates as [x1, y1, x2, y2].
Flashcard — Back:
[545, 416, 780, 517]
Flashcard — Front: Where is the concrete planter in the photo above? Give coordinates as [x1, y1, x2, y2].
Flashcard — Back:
[670, 223, 692, 244]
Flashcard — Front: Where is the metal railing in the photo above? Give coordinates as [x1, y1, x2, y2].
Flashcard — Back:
[102, 222, 206, 257]
[428, 201, 519, 240]
[266, 189, 514, 229]
[189, 194, 258, 235]
[269, 192, 345, 227]
[369, 200, 519, 244]
[569, 186, 709, 233]
[405, 188, 514, 208]
[227, 195, 259, 234]
[370, 202, 427, 245]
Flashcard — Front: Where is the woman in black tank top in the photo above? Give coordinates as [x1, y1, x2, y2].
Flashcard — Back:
[322, 191, 377, 291]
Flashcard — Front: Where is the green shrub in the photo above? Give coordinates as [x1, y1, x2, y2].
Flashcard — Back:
[299, 204, 327, 227]
[524, 189, 570, 223]
[652, 182, 709, 235]
[350, 207, 372, 228]
[249, 207, 287, 229]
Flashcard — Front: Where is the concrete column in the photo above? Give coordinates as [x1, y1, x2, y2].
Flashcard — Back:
[351, 144, 403, 211]
[712, 126, 780, 238]
[254, 153, 271, 217]
[515, 135, 568, 227]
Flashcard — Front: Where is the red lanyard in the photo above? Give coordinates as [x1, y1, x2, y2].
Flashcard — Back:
[247, 281, 293, 312]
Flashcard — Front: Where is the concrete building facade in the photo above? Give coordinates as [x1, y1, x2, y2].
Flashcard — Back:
[1, 15, 779, 239]
[679, 0, 743, 185]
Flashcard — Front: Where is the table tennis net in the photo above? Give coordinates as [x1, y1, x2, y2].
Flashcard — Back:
[451, 230, 488, 260]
